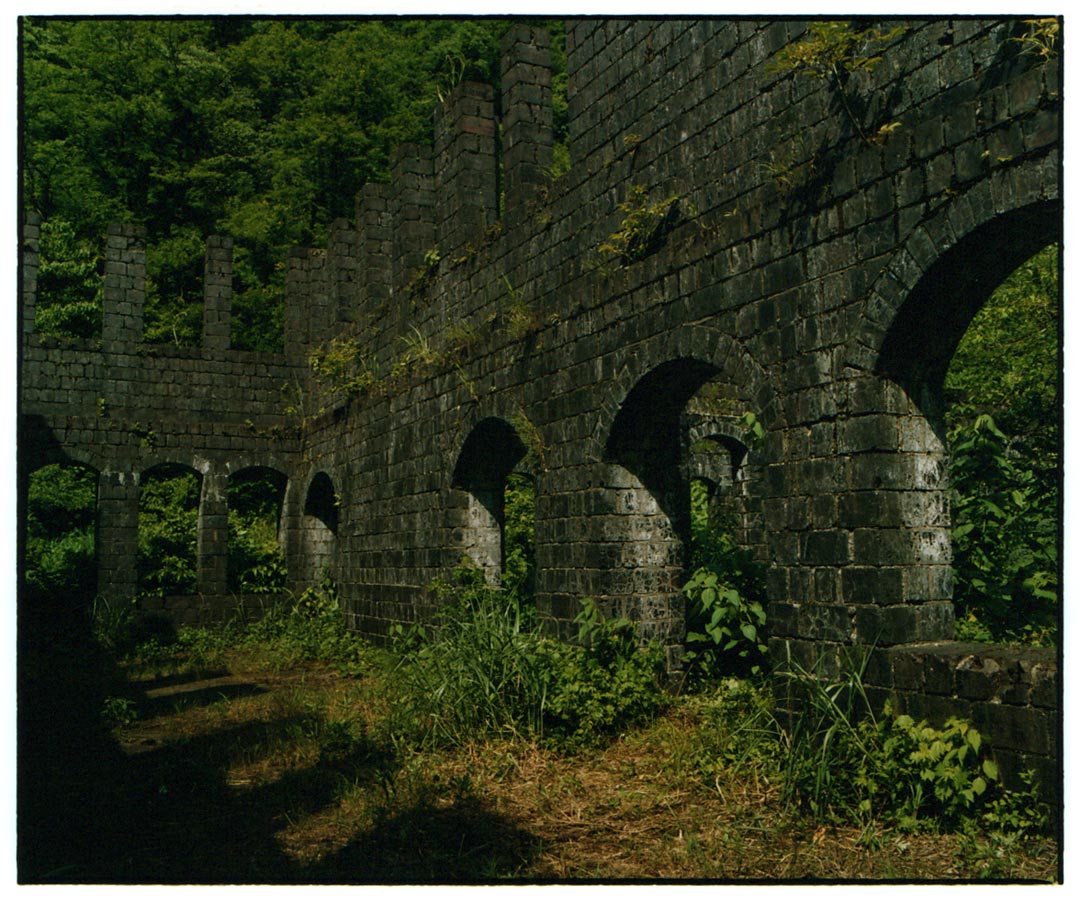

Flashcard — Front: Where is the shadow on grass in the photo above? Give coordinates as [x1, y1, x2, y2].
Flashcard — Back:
[17, 615, 542, 884]
[309, 790, 543, 883]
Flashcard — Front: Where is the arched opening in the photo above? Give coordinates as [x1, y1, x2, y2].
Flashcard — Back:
[301, 471, 339, 587]
[603, 358, 767, 653]
[452, 417, 535, 595]
[943, 243, 1059, 645]
[24, 461, 99, 611]
[227, 466, 288, 595]
[138, 463, 201, 597]
[869, 202, 1060, 646]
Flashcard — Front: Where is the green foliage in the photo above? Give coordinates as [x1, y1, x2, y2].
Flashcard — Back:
[944, 244, 1059, 645]
[775, 652, 1047, 835]
[137, 468, 199, 597]
[22, 18, 519, 349]
[309, 331, 378, 397]
[948, 415, 1057, 645]
[539, 599, 667, 749]
[34, 218, 103, 339]
[388, 564, 550, 747]
[1012, 18, 1060, 61]
[100, 695, 139, 728]
[769, 21, 904, 81]
[597, 185, 681, 268]
[227, 469, 288, 594]
[682, 479, 768, 681]
[768, 21, 906, 146]
[242, 574, 372, 675]
[854, 707, 998, 829]
[502, 473, 537, 603]
[390, 566, 666, 751]
[25, 464, 98, 601]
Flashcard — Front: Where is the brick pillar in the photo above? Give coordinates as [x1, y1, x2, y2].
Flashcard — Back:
[22, 210, 40, 339]
[202, 235, 233, 352]
[283, 247, 311, 363]
[97, 469, 139, 601]
[435, 81, 498, 257]
[197, 467, 228, 595]
[356, 183, 392, 311]
[766, 373, 955, 667]
[390, 143, 435, 291]
[328, 217, 360, 324]
[501, 24, 553, 216]
[101, 223, 146, 347]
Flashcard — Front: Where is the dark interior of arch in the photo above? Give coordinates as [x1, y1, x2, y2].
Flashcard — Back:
[452, 417, 528, 492]
[304, 471, 338, 533]
[878, 199, 1061, 409]
[605, 357, 723, 523]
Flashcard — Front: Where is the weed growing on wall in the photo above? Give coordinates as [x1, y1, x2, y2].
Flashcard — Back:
[597, 184, 681, 268]
[768, 21, 905, 146]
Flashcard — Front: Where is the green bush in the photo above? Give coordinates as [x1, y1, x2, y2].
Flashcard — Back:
[389, 566, 667, 751]
[241, 575, 371, 675]
[681, 479, 769, 681]
[949, 415, 1057, 645]
[539, 598, 667, 749]
[777, 651, 1048, 834]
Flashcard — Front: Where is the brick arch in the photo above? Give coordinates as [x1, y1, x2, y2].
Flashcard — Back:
[449, 415, 531, 584]
[589, 324, 783, 463]
[446, 396, 539, 486]
[843, 161, 1061, 388]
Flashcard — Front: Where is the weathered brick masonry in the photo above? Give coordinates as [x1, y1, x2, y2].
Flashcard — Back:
[19, 19, 1060, 795]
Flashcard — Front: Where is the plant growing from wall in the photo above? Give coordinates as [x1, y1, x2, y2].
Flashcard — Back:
[309, 331, 379, 398]
[597, 184, 681, 268]
[1012, 18, 1059, 61]
[768, 21, 906, 147]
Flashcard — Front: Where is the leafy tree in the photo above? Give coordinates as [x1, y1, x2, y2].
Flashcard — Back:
[25, 463, 98, 601]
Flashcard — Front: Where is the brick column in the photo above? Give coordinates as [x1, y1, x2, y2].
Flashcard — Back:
[22, 210, 40, 339]
[328, 217, 360, 325]
[435, 81, 498, 257]
[501, 24, 553, 216]
[356, 183, 392, 311]
[390, 143, 435, 291]
[97, 469, 140, 601]
[101, 224, 146, 347]
[201, 235, 233, 352]
[197, 467, 229, 595]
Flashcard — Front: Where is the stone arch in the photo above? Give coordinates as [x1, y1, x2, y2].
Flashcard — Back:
[226, 465, 289, 594]
[450, 415, 531, 585]
[844, 164, 1061, 388]
[590, 324, 783, 463]
[300, 470, 340, 587]
[580, 328, 780, 655]
[810, 180, 1061, 646]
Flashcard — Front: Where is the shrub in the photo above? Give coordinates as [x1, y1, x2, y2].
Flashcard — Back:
[389, 567, 667, 751]
[776, 650, 1047, 834]
[681, 479, 769, 682]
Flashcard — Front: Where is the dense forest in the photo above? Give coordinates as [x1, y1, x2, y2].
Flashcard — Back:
[21, 17, 1059, 647]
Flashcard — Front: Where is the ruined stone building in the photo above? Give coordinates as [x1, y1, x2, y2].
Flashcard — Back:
[19, 20, 1060, 791]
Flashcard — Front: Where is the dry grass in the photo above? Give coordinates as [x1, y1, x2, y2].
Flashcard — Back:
[19, 639, 1060, 884]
